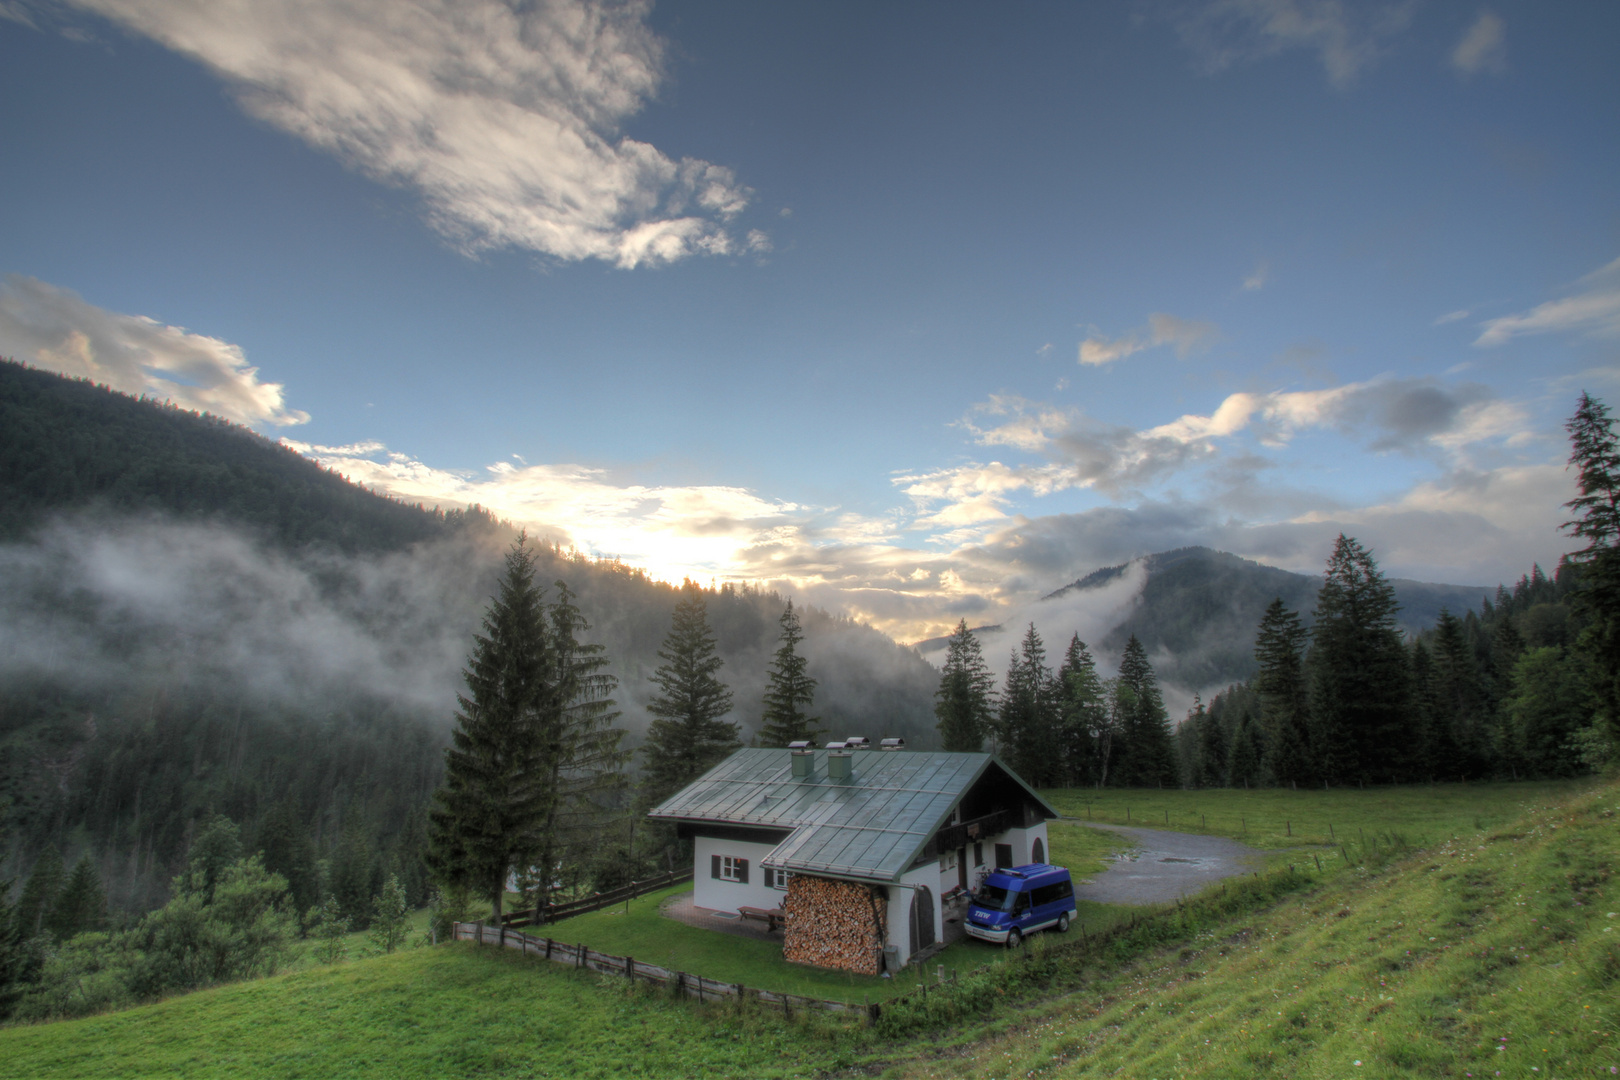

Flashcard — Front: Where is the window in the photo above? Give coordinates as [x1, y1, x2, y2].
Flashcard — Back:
[710, 854, 749, 884]
[974, 841, 983, 867]
[995, 843, 1013, 869]
[941, 849, 957, 871]
[766, 867, 791, 890]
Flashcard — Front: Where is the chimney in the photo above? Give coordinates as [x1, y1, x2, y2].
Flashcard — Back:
[844, 736, 871, 749]
[827, 750, 854, 781]
[791, 746, 815, 778]
[879, 737, 906, 751]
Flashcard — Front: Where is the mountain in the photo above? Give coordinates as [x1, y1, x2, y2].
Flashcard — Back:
[0, 361, 938, 914]
[916, 546, 1493, 695]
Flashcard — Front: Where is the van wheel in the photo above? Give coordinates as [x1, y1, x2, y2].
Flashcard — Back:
[1057, 912, 1070, 933]
[1006, 928, 1022, 949]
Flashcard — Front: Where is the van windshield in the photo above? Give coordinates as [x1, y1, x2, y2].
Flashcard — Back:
[974, 884, 1017, 912]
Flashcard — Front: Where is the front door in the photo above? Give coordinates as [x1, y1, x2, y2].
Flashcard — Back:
[957, 849, 968, 890]
[909, 885, 935, 956]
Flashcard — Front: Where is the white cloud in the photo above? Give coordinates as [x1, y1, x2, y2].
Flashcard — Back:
[0, 274, 307, 427]
[1452, 11, 1506, 76]
[1475, 257, 1620, 346]
[1165, 0, 1414, 89]
[1242, 261, 1268, 291]
[70, 0, 754, 268]
[1434, 308, 1470, 326]
[1078, 311, 1219, 366]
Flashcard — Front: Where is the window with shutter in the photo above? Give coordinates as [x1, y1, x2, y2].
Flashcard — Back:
[737, 858, 749, 884]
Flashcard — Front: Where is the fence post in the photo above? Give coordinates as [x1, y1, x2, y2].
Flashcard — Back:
[627, 956, 634, 980]
[545, 937, 553, 960]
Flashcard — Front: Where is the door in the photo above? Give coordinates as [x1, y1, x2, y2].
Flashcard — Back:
[995, 843, 1012, 868]
[1031, 837, 1045, 864]
[957, 849, 968, 890]
[909, 885, 936, 955]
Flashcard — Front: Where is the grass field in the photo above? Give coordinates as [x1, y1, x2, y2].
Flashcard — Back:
[3, 778, 1611, 1078]
[1042, 777, 1602, 851]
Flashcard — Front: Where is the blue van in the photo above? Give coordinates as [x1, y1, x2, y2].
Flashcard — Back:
[965, 863, 1076, 946]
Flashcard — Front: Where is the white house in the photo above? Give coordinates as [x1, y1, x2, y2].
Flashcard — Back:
[646, 744, 1058, 974]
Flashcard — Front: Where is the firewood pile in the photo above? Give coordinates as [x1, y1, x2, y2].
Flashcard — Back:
[782, 874, 886, 974]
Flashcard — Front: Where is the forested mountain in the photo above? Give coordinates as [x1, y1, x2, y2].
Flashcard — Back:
[918, 547, 1492, 694]
[0, 361, 937, 924]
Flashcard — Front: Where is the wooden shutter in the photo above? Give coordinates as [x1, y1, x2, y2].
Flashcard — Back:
[737, 859, 749, 884]
[711, 854, 721, 879]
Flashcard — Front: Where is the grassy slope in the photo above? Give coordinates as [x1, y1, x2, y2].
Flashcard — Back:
[894, 779, 1619, 1078]
[5, 780, 1612, 1079]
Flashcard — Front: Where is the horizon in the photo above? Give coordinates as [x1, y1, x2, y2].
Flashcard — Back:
[3, 1, 1616, 644]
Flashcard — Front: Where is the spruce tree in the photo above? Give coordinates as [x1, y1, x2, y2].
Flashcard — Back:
[46, 855, 106, 940]
[996, 625, 1061, 785]
[538, 580, 629, 901]
[759, 600, 821, 747]
[1562, 391, 1620, 745]
[1055, 634, 1107, 783]
[640, 582, 739, 806]
[427, 534, 554, 924]
[1252, 598, 1313, 785]
[1191, 695, 1227, 788]
[13, 847, 63, 940]
[1307, 535, 1411, 783]
[1111, 635, 1176, 786]
[1432, 609, 1489, 777]
[934, 620, 995, 752]
[1227, 711, 1262, 788]
[257, 802, 320, 917]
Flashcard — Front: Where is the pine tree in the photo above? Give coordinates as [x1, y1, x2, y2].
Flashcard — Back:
[427, 534, 555, 924]
[1562, 391, 1620, 745]
[640, 582, 739, 806]
[256, 802, 319, 917]
[537, 580, 629, 902]
[759, 600, 821, 747]
[1432, 609, 1489, 777]
[1253, 598, 1313, 785]
[1227, 711, 1262, 788]
[934, 620, 995, 752]
[1055, 634, 1107, 784]
[996, 625, 1061, 785]
[1191, 695, 1227, 788]
[1111, 635, 1176, 786]
[1308, 535, 1412, 783]
[13, 847, 63, 940]
[368, 874, 411, 954]
[46, 855, 106, 940]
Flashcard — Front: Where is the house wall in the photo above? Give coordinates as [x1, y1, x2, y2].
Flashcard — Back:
[886, 860, 944, 969]
[998, 821, 1050, 867]
[691, 834, 784, 913]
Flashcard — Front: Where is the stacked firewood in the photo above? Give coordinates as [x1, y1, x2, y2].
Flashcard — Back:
[782, 874, 886, 974]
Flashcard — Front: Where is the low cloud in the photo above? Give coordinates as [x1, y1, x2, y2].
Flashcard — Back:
[1452, 11, 1506, 76]
[1163, 0, 1414, 89]
[0, 275, 307, 427]
[1475, 257, 1620, 346]
[1079, 312, 1219, 366]
[69, 0, 754, 268]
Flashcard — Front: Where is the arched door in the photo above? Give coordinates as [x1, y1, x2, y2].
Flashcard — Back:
[1032, 837, 1045, 864]
[909, 885, 935, 956]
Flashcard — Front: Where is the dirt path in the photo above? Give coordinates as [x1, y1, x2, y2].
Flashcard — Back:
[1068, 821, 1265, 905]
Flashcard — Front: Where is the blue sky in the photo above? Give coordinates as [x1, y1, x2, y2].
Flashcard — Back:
[2, 0, 1617, 643]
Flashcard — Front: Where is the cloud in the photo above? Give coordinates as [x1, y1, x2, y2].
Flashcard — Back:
[0, 275, 308, 426]
[1452, 11, 1506, 76]
[1433, 308, 1470, 326]
[1078, 312, 1220, 366]
[1164, 0, 1414, 89]
[284, 439, 816, 586]
[1243, 261, 1268, 291]
[69, 0, 754, 268]
[1475, 257, 1620, 346]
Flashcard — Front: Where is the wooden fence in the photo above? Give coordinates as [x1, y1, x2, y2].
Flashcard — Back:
[501, 868, 694, 928]
[453, 921, 880, 1019]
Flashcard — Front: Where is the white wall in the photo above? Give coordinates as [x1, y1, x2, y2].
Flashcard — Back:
[885, 861, 943, 970]
[691, 835, 786, 913]
[983, 821, 1052, 870]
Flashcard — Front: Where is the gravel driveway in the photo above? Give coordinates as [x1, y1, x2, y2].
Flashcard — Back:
[1069, 822, 1264, 905]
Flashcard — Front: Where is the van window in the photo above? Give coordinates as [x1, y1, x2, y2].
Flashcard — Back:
[975, 883, 1016, 912]
[1031, 882, 1059, 906]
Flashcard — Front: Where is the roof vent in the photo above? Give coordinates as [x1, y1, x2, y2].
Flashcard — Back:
[827, 750, 854, 780]
[786, 740, 812, 750]
[791, 748, 815, 779]
[825, 740, 849, 750]
[844, 736, 871, 749]
[879, 737, 906, 751]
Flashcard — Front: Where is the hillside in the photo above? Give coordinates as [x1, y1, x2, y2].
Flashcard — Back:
[0, 362, 939, 916]
[2, 777, 1611, 1078]
[919, 546, 1494, 693]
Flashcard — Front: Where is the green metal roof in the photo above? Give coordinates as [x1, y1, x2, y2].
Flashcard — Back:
[646, 748, 1058, 884]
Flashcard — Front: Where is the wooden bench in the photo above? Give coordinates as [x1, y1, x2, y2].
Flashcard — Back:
[737, 905, 788, 932]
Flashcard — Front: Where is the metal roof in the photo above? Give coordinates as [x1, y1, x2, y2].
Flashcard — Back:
[646, 748, 1059, 884]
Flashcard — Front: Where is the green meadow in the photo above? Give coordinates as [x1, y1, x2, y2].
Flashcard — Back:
[1, 778, 1613, 1079]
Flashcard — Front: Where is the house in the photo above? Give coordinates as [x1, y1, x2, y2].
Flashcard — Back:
[646, 741, 1060, 974]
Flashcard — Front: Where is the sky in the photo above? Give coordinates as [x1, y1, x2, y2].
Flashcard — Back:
[2, 0, 1617, 646]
